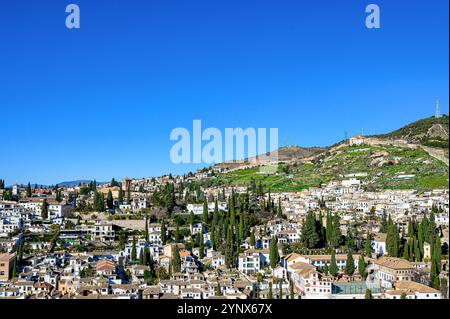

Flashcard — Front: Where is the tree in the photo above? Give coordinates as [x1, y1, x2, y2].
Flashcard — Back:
[323, 262, 329, 275]
[278, 280, 283, 299]
[203, 199, 209, 225]
[189, 211, 195, 226]
[107, 190, 114, 210]
[365, 289, 373, 299]
[358, 255, 366, 278]
[345, 251, 355, 275]
[269, 236, 280, 269]
[332, 212, 342, 248]
[26, 182, 32, 197]
[172, 245, 181, 273]
[289, 280, 295, 299]
[131, 236, 137, 261]
[175, 224, 181, 243]
[216, 283, 223, 296]
[400, 292, 407, 299]
[118, 184, 123, 204]
[126, 185, 131, 205]
[225, 226, 234, 268]
[267, 282, 273, 299]
[11, 257, 17, 278]
[199, 231, 205, 259]
[41, 199, 49, 220]
[329, 250, 338, 277]
[144, 216, 149, 242]
[364, 232, 372, 257]
[301, 211, 320, 248]
[250, 230, 256, 248]
[161, 221, 167, 245]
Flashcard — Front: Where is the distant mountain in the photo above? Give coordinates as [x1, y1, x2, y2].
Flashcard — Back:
[56, 180, 107, 187]
[213, 146, 327, 171]
[373, 115, 449, 148]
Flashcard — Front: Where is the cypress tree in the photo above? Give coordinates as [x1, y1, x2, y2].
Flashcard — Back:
[278, 280, 283, 299]
[329, 250, 338, 277]
[250, 230, 256, 247]
[326, 210, 333, 247]
[131, 236, 137, 261]
[26, 182, 32, 197]
[269, 236, 280, 269]
[11, 257, 17, 278]
[203, 199, 208, 225]
[41, 199, 49, 220]
[358, 255, 366, 278]
[175, 224, 181, 243]
[107, 190, 114, 209]
[161, 221, 167, 244]
[268, 282, 273, 299]
[364, 232, 372, 257]
[199, 231, 205, 259]
[345, 251, 355, 275]
[172, 245, 181, 273]
[118, 184, 123, 204]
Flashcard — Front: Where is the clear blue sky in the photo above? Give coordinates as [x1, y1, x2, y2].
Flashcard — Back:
[0, 0, 448, 185]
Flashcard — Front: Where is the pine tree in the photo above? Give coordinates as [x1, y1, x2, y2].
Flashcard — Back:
[330, 250, 338, 277]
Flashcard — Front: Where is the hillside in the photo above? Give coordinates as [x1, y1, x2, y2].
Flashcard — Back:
[374, 115, 449, 149]
[214, 146, 326, 171]
[213, 144, 449, 192]
[210, 116, 449, 192]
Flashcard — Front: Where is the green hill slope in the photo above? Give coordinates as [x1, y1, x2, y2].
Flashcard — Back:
[213, 144, 449, 192]
[374, 115, 449, 148]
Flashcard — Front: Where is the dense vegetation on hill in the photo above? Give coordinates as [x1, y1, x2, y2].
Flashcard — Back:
[375, 115, 449, 149]
[212, 144, 449, 192]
